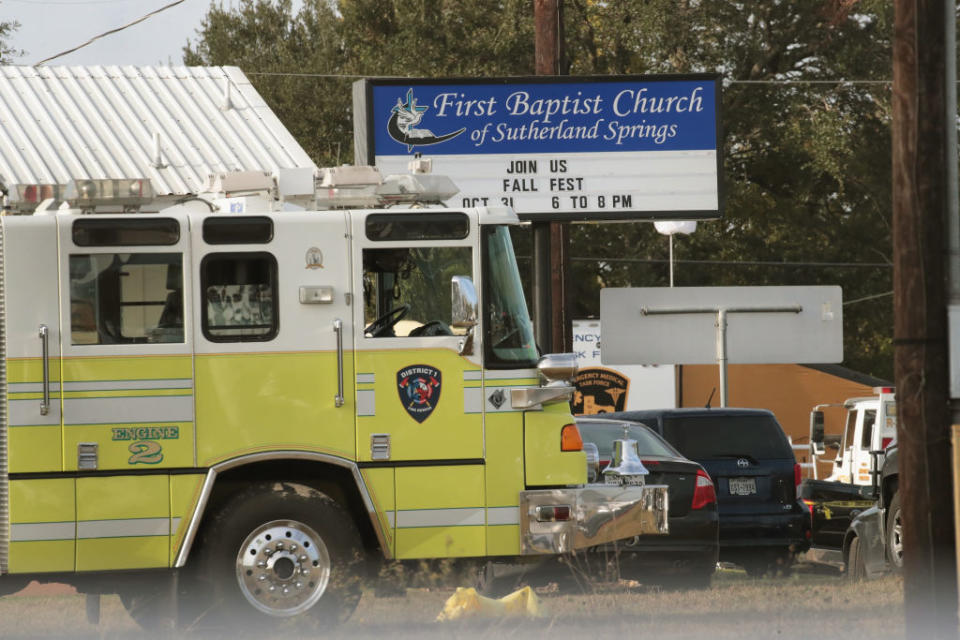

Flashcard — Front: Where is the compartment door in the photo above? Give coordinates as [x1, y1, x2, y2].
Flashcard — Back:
[58, 214, 193, 570]
[4, 216, 74, 573]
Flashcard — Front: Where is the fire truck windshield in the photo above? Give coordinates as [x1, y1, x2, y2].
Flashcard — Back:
[482, 226, 538, 369]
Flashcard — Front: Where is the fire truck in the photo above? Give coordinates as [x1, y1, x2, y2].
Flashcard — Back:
[0, 166, 667, 628]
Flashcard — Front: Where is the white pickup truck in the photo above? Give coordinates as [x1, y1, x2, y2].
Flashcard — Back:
[799, 387, 896, 559]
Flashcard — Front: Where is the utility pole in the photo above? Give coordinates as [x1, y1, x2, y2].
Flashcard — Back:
[533, 0, 570, 354]
[892, 0, 958, 635]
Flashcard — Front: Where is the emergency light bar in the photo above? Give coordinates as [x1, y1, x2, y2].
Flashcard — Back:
[377, 173, 459, 205]
[64, 178, 153, 210]
[312, 166, 459, 208]
[4, 183, 65, 213]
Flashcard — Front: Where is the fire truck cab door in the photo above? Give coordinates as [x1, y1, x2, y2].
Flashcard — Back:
[192, 211, 357, 465]
[57, 213, 194, 571]
[351, 211, 483, 463]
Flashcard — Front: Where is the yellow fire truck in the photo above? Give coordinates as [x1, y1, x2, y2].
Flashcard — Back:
[0, 167, 667, 628]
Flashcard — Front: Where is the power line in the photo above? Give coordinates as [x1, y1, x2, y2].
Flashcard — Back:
[566, 256, 892, 268]
[844, 291, 893, 305]
[34, 0, 186, 65]
[241, 71, 899, 85]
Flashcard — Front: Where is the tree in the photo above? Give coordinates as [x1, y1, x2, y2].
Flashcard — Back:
[561, 0, 895, 378]
[0, 6, 22, 64]
[184, 0, 352, 165]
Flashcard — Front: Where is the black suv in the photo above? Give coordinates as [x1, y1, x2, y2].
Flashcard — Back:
[601, 408, 810, 575]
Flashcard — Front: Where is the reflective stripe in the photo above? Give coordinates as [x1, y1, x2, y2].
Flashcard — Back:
[464, 387, 520, 413]
[385, 511, 395, 528]
[357, 390, 375, 417]
[8, 398, 61, 426]
[487, 506, 520, 526]
[14, 518, 176, 541]
[463, 370, 483, 381]
[464, 387, 482, 414]
[356, 373, 375, 385]
[63, 379, 192, 392]
[77, 518, 170, 539]
[64, 395, 193, 424]
[484, 370, 536, 381]
[9, 382, 61, 393]
[395, 508, 485, 528]
[11, 522, 75, 541]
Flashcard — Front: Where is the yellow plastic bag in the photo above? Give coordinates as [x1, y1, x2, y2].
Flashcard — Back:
[436, 586, 543, 621]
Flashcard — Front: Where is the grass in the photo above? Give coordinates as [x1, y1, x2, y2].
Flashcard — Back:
[0, 566, 904, 640]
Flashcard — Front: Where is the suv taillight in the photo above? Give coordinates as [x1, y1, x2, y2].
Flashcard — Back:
[691, 469, 716, 510]
[794, 463, 802, 488]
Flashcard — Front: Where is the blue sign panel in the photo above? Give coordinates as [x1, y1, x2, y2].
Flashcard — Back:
[354, 76, 722, 222]
[371, 80, 716, 156]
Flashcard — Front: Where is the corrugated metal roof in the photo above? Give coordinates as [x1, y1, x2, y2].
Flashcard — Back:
[0, 65, 317, 197]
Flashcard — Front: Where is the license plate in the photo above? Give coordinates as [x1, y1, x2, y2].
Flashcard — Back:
[729, 477, 757, 496]
[605, 474, 646, 486]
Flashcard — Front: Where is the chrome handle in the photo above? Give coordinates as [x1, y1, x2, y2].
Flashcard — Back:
[38, 324, 50, 416]
[334, 319, 344, 408]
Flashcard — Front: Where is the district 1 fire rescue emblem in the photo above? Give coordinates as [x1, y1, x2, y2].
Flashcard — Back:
[572, 367, 630, 415]
[397, 365, 442, 423]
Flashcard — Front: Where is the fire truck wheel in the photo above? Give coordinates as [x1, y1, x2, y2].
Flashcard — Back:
[886, 490, 903, 572]
[200, 482, 362, 628]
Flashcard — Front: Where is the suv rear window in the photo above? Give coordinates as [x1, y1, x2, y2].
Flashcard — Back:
[661, 414, 791, 460]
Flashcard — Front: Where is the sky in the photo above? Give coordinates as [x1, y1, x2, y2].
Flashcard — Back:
[3, 0, 301, 67]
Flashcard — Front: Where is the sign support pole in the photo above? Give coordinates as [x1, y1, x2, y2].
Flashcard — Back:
[533, 0, 570, 354]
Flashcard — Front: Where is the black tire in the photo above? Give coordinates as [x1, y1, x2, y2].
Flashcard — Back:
[846, 536, 867, 581]
[886, 490, 903, 572]
[195, 481, 363, 629]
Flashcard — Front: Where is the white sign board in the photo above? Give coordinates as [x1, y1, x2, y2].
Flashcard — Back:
[353, 75, 721, 222]
[572, 320, 676, 413]
[599, 286, 843, 365]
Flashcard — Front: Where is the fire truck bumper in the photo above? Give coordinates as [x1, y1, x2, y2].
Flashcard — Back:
[518, 484, 669, 555]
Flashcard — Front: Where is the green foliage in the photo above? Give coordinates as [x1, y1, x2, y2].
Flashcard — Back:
[0, 7, 22, 64]
[185, 0, 899, 379]
[184, 0, 352, 165]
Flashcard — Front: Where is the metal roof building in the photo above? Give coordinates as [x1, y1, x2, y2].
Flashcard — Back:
[0, 65, 317, 201]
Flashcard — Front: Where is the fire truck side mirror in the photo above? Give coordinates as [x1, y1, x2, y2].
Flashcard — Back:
[451, 276, 478, 329]
[810, 411, 825, 444]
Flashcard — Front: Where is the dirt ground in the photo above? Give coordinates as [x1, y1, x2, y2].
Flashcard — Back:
[0, 563, 905, 640]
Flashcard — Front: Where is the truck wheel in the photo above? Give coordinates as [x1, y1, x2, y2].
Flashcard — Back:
[886, 491, 903, 572]
[197, 482, 363, 628]
[846, 536, 867, 581]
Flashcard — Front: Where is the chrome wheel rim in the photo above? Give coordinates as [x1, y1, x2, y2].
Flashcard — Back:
[236, 519, 331, 617]
[890, 509, 903, 566]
